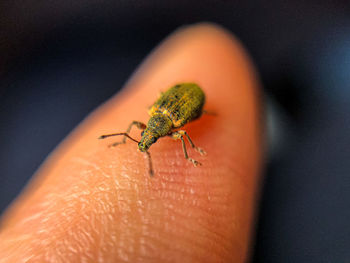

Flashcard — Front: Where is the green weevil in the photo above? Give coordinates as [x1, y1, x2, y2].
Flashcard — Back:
[99, 83, 208, 176]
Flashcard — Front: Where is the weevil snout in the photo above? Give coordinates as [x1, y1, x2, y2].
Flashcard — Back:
[138, 132, 158, 152]
[138, 114, 172, 152]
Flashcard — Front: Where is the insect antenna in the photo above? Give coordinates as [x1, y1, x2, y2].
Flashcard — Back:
[145, 151, 154, 177]
[98, 133, 139, 143]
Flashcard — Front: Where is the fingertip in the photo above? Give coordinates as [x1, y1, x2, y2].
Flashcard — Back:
[0, 23, 263, 262]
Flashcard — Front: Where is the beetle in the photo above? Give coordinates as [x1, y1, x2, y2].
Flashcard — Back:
[99, 83, 208, 176]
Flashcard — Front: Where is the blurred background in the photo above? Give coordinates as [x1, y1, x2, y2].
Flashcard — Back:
[0, 1, 349, 262]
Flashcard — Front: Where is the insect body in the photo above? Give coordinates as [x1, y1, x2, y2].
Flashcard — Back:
[99, 83, 207, 176]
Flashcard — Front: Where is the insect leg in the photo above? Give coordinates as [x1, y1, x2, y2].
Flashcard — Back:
[109, 121, 146, 147]
[177, 130, 206, 156]
[202, 110, 217, 116]
[171, 131, 202, 167]
[99, 121, 146, 147]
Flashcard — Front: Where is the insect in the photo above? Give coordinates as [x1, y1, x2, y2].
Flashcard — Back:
[99, 83, 208, 176]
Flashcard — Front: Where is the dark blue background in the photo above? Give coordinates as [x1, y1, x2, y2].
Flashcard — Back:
[1, 1, 349, 262]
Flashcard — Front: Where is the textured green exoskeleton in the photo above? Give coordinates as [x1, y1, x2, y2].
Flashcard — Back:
[99, 83, 207, 176]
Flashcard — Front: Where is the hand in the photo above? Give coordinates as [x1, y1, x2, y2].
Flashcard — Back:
[0, 23, 262, 262]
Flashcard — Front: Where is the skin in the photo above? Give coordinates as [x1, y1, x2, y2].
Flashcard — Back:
[0, 23, 263, 262]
